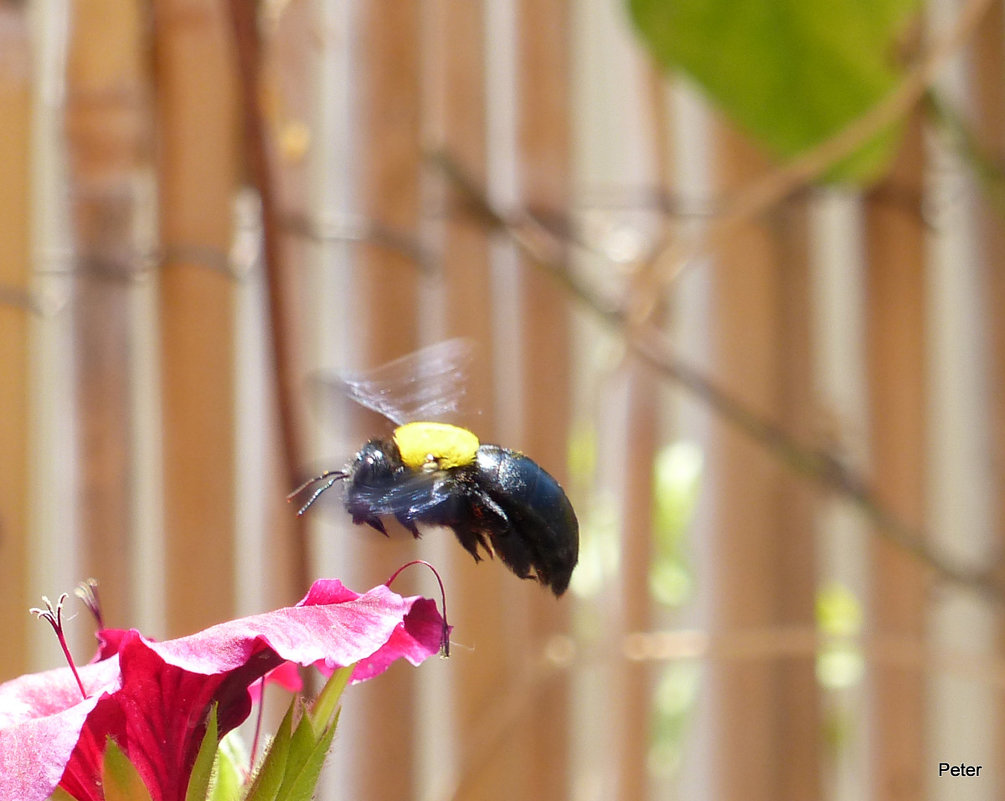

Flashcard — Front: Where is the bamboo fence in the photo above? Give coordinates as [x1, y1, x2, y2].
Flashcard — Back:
[1, 1, 1004, 799]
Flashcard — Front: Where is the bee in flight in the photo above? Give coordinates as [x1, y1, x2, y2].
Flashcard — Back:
[289, 339, 579, 596]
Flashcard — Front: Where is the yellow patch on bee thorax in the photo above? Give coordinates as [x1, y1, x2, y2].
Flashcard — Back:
[393, 422, 480, 470]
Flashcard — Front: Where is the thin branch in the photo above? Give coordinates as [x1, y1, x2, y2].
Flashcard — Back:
[432, 150, 1005, 601]
[228, 0, 310, 595]
[926, 89, 1005, 219]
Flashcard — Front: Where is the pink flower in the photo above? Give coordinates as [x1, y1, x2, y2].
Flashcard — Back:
[0, 579, 447, 801]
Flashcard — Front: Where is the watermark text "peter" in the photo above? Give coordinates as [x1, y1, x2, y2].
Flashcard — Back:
[938, 763, 981, 777]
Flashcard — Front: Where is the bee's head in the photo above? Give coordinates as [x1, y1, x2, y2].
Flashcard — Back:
[351, 438, 405, 485]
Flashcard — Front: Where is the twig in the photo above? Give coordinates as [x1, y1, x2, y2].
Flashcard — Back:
[925, 89, 1005, 220]
[432, 150, 1005, 600]
[228, 0, 310, 596]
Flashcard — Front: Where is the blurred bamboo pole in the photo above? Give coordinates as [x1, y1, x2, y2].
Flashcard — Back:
[64, 0, 151, 626]
[423, 2, 522, 800]
[153, 0, 239, 636]
[0, 3, 32, 680]
[610, 65, 673, 801]
[863, 113, 928, 800]
[614, 365, 659, 801]
[772, 198, 822, 800]
[227, 0, 302, 613]
[514, 1, 574, 798]
[700, 122, 813, 801]
[969, 0, 1005, 779]
[345, 2, 422, 798]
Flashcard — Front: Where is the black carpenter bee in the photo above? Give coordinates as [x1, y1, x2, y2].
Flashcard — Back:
[289, 340, 579, 596]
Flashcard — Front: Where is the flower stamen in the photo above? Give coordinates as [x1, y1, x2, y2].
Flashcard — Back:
[74, 577, 104, 631]
[30, 593, 87, 699]
[385, 560, 451, 657]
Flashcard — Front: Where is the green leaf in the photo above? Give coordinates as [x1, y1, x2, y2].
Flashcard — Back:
[209, 732, 246, 801]
[102, 738, 153, 801]
[628, 0, 921, 182]
[46, 789, 77, 801]
[185, 704, 220, 801]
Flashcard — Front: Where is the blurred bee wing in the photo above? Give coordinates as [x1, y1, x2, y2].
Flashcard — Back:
[308, 338, 476, 427]
[349, 469, 450, 519]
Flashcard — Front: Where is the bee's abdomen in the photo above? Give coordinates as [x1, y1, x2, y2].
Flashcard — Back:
[475, 445, 580, 595]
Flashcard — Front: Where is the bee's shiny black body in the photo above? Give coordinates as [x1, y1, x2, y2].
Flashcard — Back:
[340, 437, 579, 596]
[291, 339, 580, 595]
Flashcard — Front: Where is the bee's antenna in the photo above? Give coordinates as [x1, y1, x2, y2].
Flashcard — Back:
[286, 471, 348, 516]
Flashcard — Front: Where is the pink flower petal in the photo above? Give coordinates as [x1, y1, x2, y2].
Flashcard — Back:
[0, 658, 120, 801]
[0, 578, 447, 801]
[0, 695, 101, 801]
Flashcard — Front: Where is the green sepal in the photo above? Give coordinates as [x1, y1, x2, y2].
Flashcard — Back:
[185, 704, 220, 801]
[273, 667, 350, 800]
[307, 665, 352, 737]
[243, 666, 352, 801]
[45, 788, 76, 801]
[273, 709, 340, 801]
[209, 732, 246, 801]
[243, 698, 297, 801]
[102, 738, 153, 801]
